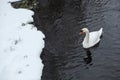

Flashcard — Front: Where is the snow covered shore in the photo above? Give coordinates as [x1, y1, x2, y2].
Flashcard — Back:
[0, 0, 45, 80]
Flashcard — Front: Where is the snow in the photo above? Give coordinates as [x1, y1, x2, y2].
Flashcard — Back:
[0, 0, 45, 80]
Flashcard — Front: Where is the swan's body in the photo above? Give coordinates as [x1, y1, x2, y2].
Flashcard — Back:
[80, 28, 103, 48]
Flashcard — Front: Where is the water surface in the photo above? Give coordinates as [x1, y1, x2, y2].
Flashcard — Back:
[34, 0, 120, 80]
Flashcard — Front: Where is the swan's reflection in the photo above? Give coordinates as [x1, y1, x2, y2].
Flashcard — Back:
[84, 49, 92, 64]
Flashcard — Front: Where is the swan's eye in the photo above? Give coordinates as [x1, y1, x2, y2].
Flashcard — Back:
[80, 30, 83, 32]
[80, 30, 84, 35]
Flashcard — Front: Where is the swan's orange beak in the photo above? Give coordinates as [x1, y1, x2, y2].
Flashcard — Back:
[79, 31, 83, 35]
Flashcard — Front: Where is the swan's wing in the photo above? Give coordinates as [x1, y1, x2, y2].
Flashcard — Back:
[98, 28, 103, 36]
[89, 31, 101, 46]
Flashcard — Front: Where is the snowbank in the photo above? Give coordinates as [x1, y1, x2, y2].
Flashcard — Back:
[0, 0, 45, 80]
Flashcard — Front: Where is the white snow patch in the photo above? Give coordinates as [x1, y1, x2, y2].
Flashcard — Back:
[0, 0, 45, 80]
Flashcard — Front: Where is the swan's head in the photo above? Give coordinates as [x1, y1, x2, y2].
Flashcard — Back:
[79, 28, 89, 35]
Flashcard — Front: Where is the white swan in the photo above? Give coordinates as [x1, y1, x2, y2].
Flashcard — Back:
[80, 28, 103, 48]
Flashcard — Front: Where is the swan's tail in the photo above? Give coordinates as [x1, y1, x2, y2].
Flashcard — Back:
[99, 28, 103, 36]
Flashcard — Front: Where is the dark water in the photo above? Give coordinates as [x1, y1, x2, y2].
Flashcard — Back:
[33, 0, 120, 80]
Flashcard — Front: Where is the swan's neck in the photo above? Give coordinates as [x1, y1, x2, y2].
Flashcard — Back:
[85, 31, 89, 44]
